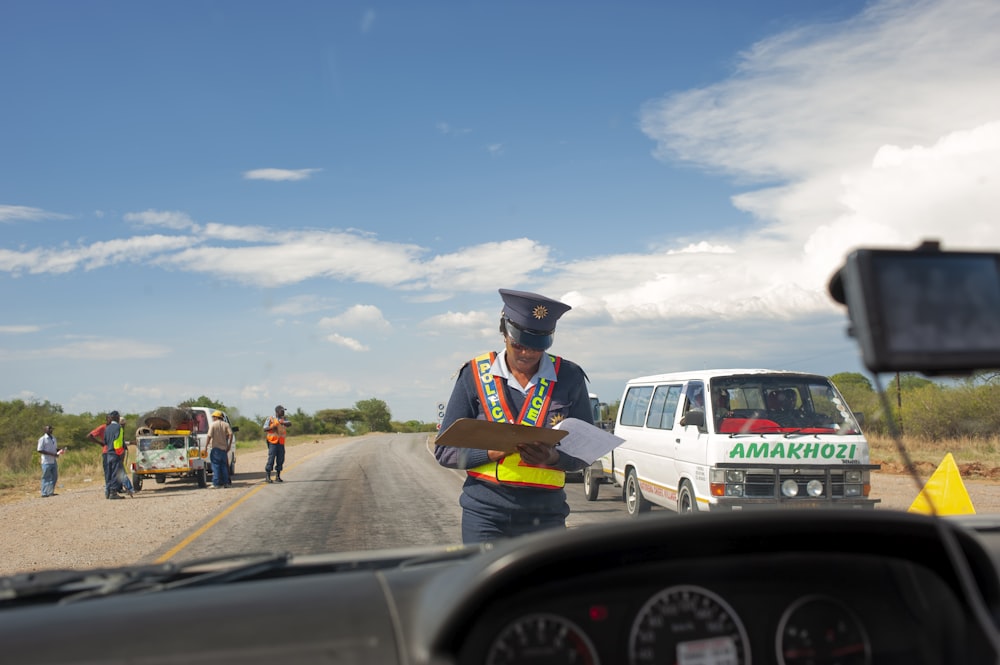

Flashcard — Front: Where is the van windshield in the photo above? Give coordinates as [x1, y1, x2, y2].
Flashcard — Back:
[709, 375, 861, 435]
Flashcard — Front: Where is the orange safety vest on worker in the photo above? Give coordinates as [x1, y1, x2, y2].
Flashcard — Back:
[264, 417, 287, 445]
[466, 352, 566, 490]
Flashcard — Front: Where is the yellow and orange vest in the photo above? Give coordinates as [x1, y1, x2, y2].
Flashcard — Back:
[466, 352, 566, 490]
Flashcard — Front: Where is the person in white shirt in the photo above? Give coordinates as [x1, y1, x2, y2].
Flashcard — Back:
[37, 425, 63, 498]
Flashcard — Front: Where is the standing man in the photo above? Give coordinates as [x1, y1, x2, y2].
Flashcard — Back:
[206, 410, 233, 488]
[103, 411, 126, 500]
[88, 414, 112, 498]
[37, 425, 63, 498]
[263, 405, 290, 483]
[434, 289, 594, 543]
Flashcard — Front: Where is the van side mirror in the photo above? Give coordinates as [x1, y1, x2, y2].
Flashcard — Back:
[232, 426, 240, 432]
[680, 410, 705, 429]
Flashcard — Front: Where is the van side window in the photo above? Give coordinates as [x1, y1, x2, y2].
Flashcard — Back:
[646, 385, 682, 430]
[679, 381, 708, 430]
[620, 386, 654, 427]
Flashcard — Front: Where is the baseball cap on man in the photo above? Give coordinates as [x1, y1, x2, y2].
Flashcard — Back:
[498, 288, 571, 351]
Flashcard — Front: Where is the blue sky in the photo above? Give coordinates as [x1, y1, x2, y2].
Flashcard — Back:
[3, 0, 1000, 423]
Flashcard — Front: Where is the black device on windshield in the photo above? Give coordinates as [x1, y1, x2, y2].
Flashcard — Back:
[829, 240, 1000, 374]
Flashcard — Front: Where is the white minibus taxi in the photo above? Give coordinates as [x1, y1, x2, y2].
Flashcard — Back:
[587, 369, 880, 514]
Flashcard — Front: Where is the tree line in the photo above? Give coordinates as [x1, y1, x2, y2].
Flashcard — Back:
[5, 373, 995, 477]
[0, 396, 437, 476]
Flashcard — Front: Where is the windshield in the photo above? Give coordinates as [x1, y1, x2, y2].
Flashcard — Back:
[2, 1, 999, 579]
[710, 374, 862, 435]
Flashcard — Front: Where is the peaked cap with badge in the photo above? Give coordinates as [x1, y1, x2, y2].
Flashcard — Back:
[498, 288, 572, 351]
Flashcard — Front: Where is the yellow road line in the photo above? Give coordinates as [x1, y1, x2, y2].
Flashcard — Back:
[154, 446, 328, 563]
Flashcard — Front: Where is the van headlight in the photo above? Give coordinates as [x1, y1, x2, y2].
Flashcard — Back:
[781, 479, 799, 497]
[845, 470, 863, 483]
[806, 479, 824, 497]
[710, 469, 746, 498]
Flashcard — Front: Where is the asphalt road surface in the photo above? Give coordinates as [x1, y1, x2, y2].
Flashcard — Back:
[147, 433, 995, 564]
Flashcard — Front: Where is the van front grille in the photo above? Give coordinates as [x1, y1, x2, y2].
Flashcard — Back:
[744, 469, 849, 499]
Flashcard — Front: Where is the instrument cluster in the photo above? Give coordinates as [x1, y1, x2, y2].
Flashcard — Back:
[464, 553, 966, 665]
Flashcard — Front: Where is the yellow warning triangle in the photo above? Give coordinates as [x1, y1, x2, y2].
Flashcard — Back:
[908, 452, 976, 515]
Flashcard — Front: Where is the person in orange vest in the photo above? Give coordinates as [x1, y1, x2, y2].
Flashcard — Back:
[434, 289, 594, 543]
[263, 405, 291, 483]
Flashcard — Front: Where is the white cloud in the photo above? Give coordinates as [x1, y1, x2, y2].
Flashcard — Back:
[0, 205, 69, 223]
[421, 309, 496, 340]
[0, 325, 41, 334]
[269, 295, 336, 317]
[631, 0, 1000, 320]
[243, 168, 322, 181]
[319, 305, 390, 331]
[423, 239, 550, 291]
[124, 210, 198, 231]
[0, 337, 170, 361]
[162, 229, 426, 287]
[0, 234, 196, 276]
[486, 143, 504, 156]
[326, 333, 369, 352]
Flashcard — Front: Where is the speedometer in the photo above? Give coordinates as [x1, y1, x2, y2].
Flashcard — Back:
[629, 584, 750, 665]
[777, 595, 870, 665]
[485, 613, 599, 665]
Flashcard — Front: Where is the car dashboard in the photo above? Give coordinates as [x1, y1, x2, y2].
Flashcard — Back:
[3, 511, 1000, 665]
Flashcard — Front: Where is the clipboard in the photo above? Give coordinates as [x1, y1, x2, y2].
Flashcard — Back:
[435, 418, 568, 455]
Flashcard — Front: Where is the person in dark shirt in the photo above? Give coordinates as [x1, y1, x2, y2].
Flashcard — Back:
[435, 289, 593, 543]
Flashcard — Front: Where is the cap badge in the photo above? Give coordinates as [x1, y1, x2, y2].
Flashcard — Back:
[532, 305, 548, 320]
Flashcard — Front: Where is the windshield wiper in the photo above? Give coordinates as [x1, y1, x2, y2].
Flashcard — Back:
[782, 429, 820, 438]
[0, 552, 292, 607]
[61, 552, 293, 603]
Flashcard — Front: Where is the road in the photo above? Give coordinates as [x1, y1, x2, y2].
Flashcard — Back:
[146, 433, 1000, 564]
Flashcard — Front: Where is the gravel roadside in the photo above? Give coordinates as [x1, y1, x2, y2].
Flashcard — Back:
[0, 438, 344, 577]
[4, 441, 998, 577]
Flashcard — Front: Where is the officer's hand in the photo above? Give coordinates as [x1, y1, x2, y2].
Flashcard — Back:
[487, 449, 506, 461]
[516, 442, 558, 466]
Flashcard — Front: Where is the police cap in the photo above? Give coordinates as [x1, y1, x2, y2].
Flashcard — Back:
[498, 288, 571, 351]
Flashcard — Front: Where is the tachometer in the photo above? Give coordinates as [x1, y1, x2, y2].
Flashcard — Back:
[485, 612, 599, 665]
[629, 584, 750, 665]
[777, 595, 870, 665]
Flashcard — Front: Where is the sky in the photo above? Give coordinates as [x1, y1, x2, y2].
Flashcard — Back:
[3, 0, 1000, 424]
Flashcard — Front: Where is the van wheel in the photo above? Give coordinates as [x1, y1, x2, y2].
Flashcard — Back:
[132, 474, 143, 492]
[583, 467, 599, 501]
[197, 468, 207, 488]
[229, 458, 236, 477]
[624, 469, 650, 518]
[678, 480, 698, 514]
[154, 475, 166, 485]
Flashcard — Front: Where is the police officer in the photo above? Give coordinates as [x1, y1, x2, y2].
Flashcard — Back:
[434, 288, 594, 543]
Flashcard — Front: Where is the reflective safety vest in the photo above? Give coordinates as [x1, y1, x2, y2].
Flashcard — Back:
[466, 352, 566, 490]
[265, 417, 286, 445]
[111, 424, 125, 453]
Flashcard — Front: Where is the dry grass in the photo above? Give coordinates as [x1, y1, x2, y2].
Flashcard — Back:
[0, 435, 326, 505]
[868, 433, 1000, 479]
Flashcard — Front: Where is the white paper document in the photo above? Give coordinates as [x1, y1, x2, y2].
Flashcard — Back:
[552, 418, 625, 464]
